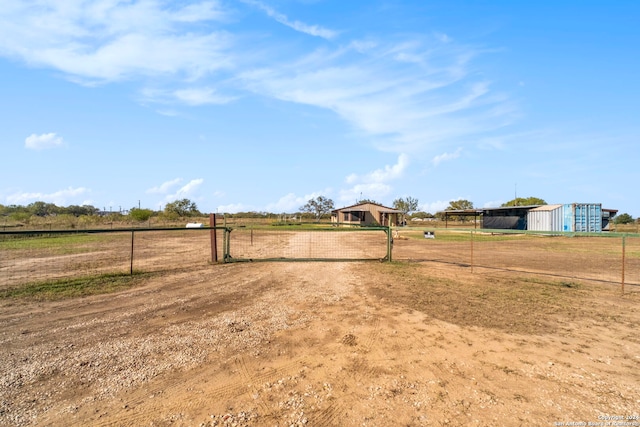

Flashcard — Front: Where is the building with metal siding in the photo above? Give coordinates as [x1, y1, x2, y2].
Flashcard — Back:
[527, 204, 564, 232]
[480, 206, 540, 230]
[442, 203, 616, 232]
[562, 203, 602, 232]
[520, 203, 610, 233]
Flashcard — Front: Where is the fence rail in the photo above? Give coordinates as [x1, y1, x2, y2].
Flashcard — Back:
[225, 226, 391, 262]
[392, 228, 640, 289]
[1, 226, 638, 291]
[0, 227, 227, 287]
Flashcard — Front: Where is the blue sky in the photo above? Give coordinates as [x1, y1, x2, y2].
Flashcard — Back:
[1, 0, 639, 216]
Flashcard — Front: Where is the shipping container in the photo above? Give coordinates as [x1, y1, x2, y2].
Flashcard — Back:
[562, 203, 602, 232]
[527, 204, 563, 232]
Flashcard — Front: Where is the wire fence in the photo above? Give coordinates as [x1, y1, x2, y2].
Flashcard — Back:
[225, 226, 390, 261]
[392, 229, 640, 290]
[1, 226, 638, 292]
[0, 226, 390, 288]
[0, 228, 225, 288]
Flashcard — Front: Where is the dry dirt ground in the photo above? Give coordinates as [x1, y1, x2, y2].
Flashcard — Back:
[1, 260, 639, 426]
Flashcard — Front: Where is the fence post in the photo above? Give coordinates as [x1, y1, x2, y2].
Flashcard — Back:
[470, 230, 474, 273]
[224, 228, 232, 262]
[622, 235, 626, 294]
[209, 214, 218, 263]
[130, 230, 135, 275]
[387, 225, 393, 262]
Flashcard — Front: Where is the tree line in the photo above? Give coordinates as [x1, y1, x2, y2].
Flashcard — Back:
[2, 196, 636, 225]
[0, 198, 203, 223]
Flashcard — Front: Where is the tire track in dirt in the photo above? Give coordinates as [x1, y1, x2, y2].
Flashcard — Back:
[359, 314, 381, 352]
[233, 355, 311, 417]
[85, 367, 249, 427]
[84, 356, 313, 427]
[307, 400, 349, 426]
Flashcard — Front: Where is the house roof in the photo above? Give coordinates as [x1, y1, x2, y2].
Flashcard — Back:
[332, 202, 402, 214]
[529, 204, 563, 212]
[439, 206, 540, 217]
[481, 205, 542, 212]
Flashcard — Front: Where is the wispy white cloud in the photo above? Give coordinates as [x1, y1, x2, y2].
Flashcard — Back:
[2, 1, 515, 157]
[339, 182, 392, 205]
[265, 190, 331, 213]
[166, 178, 204, 200]
[419, 200, 450, 214]
[346, 154, 409, 184]
[25, 132, 64, 150]
[419, 197, 475, 214]
[242, 0, 338, 39]
[216, 203, 252, 214]
[141, 87, 237, 106]
[265, 193, 306, 213]
[173, 87, 236, 105]
[240, 38, 515, 153]
[173, 1, 227, 22]
[432, 147, 462, 166]
[146, 178, 183, 194]
[0, 1, 232, 83]
[339, 155, 408, 204]
[6, 187, 89, 205]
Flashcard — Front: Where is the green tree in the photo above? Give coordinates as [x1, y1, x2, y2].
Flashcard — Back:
[164, 198, 201, 218]
[411, 211, 433, 219]
[614, 213, 634, 224]
[63, 205, 99, 217]
[356, 198, 381, 205]
[502, 197, 546, 207]
[393, 196, 419, 224]
[444, 199, 475, 222]
[28, 201, 59, 217]
[300, 196, 334, 222]
[129, 208, 154, 222]
[446, 199, 474, 211]
[10, 212, 31, 223]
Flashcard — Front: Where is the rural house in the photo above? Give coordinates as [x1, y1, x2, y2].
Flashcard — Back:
[331, 202, 402, 227]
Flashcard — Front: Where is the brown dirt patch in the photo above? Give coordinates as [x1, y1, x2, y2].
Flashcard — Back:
[1, 260, 639, 426]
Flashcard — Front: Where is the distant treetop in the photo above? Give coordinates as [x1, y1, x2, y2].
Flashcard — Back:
[502, 197, 547, 207]
[356, 198, 381, 205]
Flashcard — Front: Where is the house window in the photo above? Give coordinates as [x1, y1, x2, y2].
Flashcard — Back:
[343, 211, 364, 221]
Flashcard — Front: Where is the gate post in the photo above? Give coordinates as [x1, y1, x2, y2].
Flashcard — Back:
[130, 230, 135, 275]
[387, 225, 393, 262]
[622, 235, 626, 295]
[209, 214, 218, 263]
[224, 228, 232, 262]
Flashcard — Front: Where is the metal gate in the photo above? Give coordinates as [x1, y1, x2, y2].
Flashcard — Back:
[223, 226, 392, 262]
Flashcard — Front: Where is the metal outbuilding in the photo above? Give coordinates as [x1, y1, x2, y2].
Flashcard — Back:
[481, 205, 541, 230]
[442, 203, 616, 232]
[562, 203, 602, 232]
[527, 204, 563, 232]
[527, 203, 605, 233]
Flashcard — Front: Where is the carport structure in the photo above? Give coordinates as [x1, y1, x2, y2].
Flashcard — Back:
[440, 209, 482, 228]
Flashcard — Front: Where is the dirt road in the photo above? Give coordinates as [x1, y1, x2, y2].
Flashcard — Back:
[1, 261, 639, 426]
